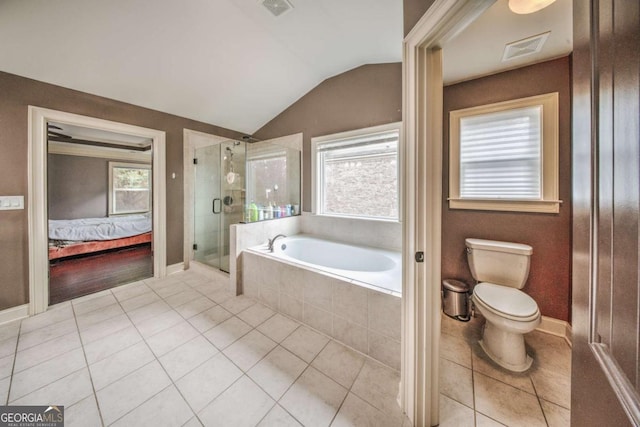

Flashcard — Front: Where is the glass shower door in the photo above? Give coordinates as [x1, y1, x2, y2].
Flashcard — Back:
[193, 144, 224, 269]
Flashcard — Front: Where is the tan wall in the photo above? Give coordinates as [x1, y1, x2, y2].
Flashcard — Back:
[253, 63, 403, 211]
[403, 0, 436, 35]
[442, 57, 572, 322]
[0, 71, 243, 310]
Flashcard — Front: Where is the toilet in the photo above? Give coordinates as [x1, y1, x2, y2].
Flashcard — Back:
[466, 238, 541, 372]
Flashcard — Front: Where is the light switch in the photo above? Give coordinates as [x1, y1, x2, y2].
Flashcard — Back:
[0, 196, 24, 211]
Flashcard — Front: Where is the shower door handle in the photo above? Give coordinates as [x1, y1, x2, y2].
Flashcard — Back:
[213, 198, 222, 214]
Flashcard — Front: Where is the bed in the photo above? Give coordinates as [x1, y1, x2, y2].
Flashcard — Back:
[48, 213, 152, 260]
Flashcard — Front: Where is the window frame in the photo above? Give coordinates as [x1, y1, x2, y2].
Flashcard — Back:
[449, 92, 560, 213]
[311, 122, 402, 222]
[108, 161, 152, 216]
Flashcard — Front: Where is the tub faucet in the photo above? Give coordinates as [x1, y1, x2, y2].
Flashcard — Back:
[268, 234, 287, 252]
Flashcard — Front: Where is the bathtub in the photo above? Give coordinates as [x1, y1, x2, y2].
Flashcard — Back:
[266, 235, 401, 294]
[242, 234, 402, 369]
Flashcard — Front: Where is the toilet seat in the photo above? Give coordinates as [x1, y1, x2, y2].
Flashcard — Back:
[473, 283, 540, 322]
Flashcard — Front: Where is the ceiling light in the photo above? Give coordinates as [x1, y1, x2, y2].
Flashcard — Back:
[508, 0, 556, 14]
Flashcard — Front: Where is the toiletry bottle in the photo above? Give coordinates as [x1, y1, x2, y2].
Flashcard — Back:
[249, 201, 258, 222]
[266, 203, 273, 220]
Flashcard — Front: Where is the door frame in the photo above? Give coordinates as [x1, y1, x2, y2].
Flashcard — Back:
[401, 1, 495, 424]
[28, 106, 167, 315]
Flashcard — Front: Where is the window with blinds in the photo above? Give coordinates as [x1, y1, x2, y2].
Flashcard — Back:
[312, 123, 400, 220]
[449, 93, 560, 213]
[459, 106, 541, 200]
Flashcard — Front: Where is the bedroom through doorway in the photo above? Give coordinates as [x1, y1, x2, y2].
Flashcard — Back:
[47, 122, 154, 304]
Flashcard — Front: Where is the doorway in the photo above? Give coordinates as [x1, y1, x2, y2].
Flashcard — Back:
[192, 139, 246, 272]
[28, 106, 167, 315]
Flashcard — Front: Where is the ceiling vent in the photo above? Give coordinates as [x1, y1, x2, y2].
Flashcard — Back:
[502, 32, 550, 62]
[260, 0, 294, 17]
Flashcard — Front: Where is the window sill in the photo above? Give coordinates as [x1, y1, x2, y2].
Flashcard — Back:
[448, 198, 562, 214]
[313, 212, 401, 224]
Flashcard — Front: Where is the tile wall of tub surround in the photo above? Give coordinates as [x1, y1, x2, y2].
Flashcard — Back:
[243, 251, 401, 370]
[300, 213, 402, 251]
[230, 216, 302, 294]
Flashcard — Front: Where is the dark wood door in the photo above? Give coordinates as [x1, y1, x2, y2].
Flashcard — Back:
[572, 1, 640, 425]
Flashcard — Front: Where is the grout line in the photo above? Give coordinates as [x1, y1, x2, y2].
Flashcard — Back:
[529, 375, 551, 426]
[5, 321, 22, 406]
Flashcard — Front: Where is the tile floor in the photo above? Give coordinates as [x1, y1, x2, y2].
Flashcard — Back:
[0, 270, 409, 427]
[439, 313, 572, 426]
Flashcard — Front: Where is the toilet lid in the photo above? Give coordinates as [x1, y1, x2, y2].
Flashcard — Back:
[473, 283, 539, 318]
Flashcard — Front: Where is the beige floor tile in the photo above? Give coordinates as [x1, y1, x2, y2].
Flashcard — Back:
[65, 395, 102, 427]
[281, 326, 329, 363]
[96, 360, 171, 425]
[0, 377, 8, 405]
[248, 346, 307, 399]
[0, 336, 17, 359]
[159, 335, 219, 381]
[174, 297, 216, 319]
[223, 329, 277, 371]
[14, 330, 81, 373]
[475, 413, 506, 426]
[135, 309, 184, 338]
[17, 317, 77, 351]
[526, 331, 571, 377]
[332, 392, 403, 427]
[0, 354, 13, 380]
[474, 372, 546, 427]
[111, 281, 152, 302]
[203, 316, 253, 350]
[207, 289, 236, 304]
[89, 341, 155, 390]
[9, 348, 86, 401]
[199, 375, 275, 426]
[182, 416, 204, 427]
[79, 313, 132, 344]
[83, 324, 142, 364]
[351, 360, 402, 417]
[163, 289, 203, 308]
[176, 353, 243, 412]
[471, 343, 535, 394]
[9, 367, 93, 408]
[540, 398, 570, 427]
[238, 303, 276, 327]
[258, 313, 301, 343]
[439, 358, 474, 408]
[531, 367, 571, 409]
[111, 385, 194, 427]
[127, 299, 171, 323]
[73, 292, 117, 315]
[311, 340, 365, 389]
[221, 295, 257, 314]
[440, 331, 472, 368]
[257, 404, 302, 427]
[145, 320, 200, 357]
[75, 302, 124, 330]
[188, 305, 233, 333]
[0, 321, 21, 342]
[280, 367, 348, 427]
[438, 394, 474, 427]
[155, 282, 192, 299]
[20, 303, 74, 334]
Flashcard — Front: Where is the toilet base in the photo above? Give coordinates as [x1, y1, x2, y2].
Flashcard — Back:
[479, 321, 533, 372]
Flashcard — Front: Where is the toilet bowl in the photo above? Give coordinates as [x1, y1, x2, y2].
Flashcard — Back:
[466, 238, 541, 372]
[472, 283, 540, 371]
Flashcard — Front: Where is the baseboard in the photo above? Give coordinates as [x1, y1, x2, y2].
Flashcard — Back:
[0, 304, 29, 326]
[536, 315, 572, 346]
[166, 262, 185, 275]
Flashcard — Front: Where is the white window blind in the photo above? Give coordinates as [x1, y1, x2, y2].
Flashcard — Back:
[459, 106, 541, 200]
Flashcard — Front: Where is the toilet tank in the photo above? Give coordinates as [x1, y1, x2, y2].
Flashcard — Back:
[465, 238, 533, 289]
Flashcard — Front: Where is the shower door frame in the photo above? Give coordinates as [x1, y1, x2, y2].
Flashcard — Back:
[183, 129, 237, 291]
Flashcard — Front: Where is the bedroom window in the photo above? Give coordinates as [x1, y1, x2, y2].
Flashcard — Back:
[449, 93, 560, 213]
[108, 162, 151, 215]
[311, 122, 400, 221]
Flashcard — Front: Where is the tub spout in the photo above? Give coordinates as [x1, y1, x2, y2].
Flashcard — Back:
[267, 234, 287, 252]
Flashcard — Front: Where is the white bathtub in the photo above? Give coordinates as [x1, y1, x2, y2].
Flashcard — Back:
[259, 234, 401, 295]
[242, 234, 402, 369]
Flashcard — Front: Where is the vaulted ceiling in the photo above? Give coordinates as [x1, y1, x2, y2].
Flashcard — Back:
[0, 0, 403, 134]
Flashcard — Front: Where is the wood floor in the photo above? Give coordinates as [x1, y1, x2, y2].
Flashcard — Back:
[49, 244, 153, 305]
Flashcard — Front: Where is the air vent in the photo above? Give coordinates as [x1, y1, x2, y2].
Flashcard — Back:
[260, 0, 293, 17]
[502, 32, 550, 62]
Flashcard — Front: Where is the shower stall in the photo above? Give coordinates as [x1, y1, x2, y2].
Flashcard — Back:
[193, 139, 246, 272]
